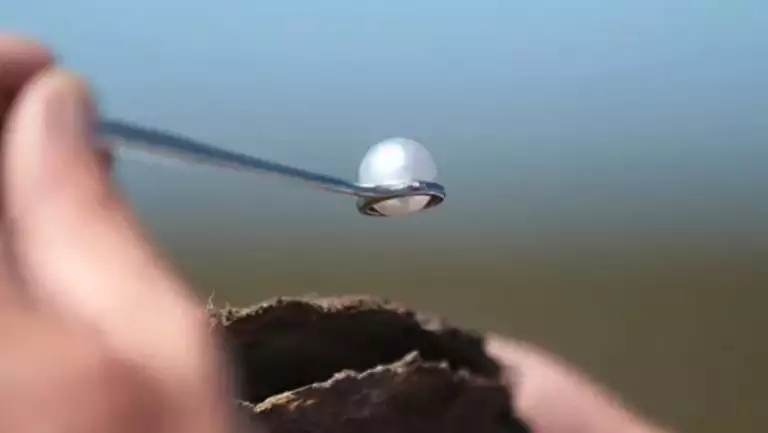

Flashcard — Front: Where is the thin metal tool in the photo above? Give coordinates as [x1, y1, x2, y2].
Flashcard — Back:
[98, 119, 445, 217]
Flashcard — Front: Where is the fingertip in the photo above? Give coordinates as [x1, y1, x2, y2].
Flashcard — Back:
[485, 334, 542, 368]
[3, 67, 106, 215]
[18, 67, 92, 113]
[485, 334, 665, 433]
[6, 67, 94, 136]
[0, 33, 51, 56]
[0, 33, 54, 87]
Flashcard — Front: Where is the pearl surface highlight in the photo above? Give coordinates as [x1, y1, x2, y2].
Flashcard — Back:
[358, 138, 438, 216]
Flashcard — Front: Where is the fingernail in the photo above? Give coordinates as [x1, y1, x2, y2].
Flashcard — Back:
[41, 71, 95, 148]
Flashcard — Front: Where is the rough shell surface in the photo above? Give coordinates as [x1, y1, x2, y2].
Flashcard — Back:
[210, 295, 530, 433]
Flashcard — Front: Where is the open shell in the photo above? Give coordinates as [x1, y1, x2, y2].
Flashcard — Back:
[210, 295, 529, 433]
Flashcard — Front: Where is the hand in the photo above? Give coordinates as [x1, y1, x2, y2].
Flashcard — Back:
[0, 34, 231, 432]
[486, 336, 669, 433]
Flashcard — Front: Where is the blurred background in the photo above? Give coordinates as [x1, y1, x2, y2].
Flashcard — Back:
[4, 1, 767, 431]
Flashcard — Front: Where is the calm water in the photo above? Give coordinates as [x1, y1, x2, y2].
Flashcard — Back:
[7, 1, 768, 431]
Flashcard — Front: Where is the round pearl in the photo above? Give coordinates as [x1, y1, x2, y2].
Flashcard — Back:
[358, 137, 438, 216]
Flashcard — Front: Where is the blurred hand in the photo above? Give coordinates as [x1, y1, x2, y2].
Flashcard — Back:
[486, 336, 669, 433]
[0, 33, 231, 432]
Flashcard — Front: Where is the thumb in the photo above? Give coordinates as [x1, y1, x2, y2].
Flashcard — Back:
[3, 67, 230, 432]
[2, 66, 202, 361]
[3, 68, 111, 224]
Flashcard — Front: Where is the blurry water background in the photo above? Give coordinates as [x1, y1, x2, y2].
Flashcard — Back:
[4, 1, 767, 431]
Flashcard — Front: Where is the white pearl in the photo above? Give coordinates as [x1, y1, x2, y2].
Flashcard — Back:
[358, 137, 438, 216]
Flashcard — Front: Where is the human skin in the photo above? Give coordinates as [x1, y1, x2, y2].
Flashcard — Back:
[0, 32, 669, 433]
[486, 336, 669, 433]
[0, 34, 231, 433]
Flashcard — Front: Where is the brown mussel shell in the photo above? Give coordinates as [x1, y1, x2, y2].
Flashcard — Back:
[210, 295, 529, 433]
